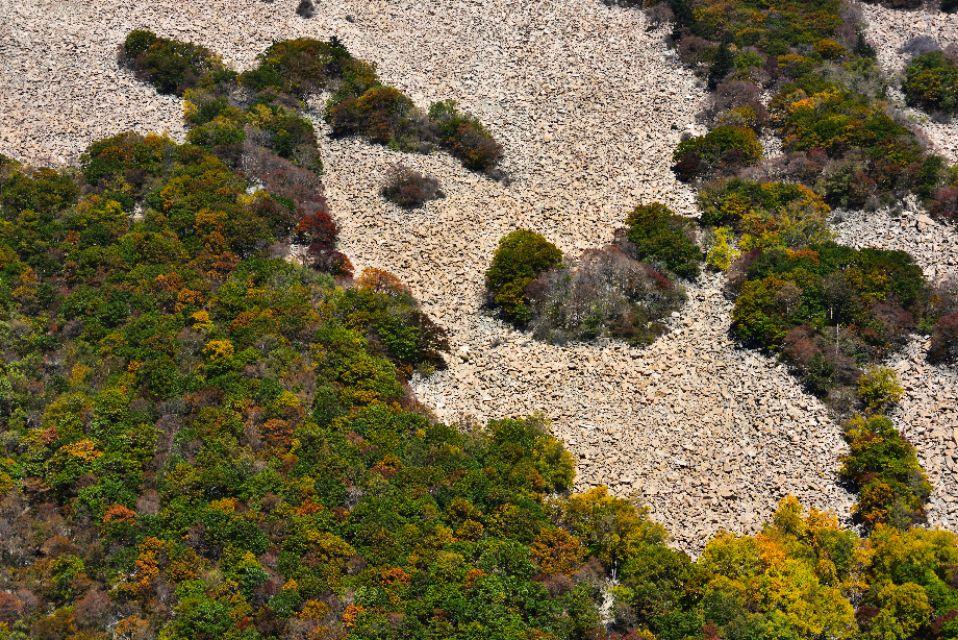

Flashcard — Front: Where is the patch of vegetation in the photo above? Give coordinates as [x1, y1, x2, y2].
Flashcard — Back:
[530, 246, 686, 346]
[3, 123, 958, 640]
[904, 50, 958, 115]
[699, 178, 832, 251]
[651, 0, 955, 211]
[127, 32, 503, 174]
[487, 211, 695, 345]
[621, 202, 702, 279]
[633, 0, 940, 525]
[428, 100, 504, 172]
[121, 29, 230, 96]
[380, 164, 442, 209]
[929, 312, 958, 364]
[485, 229, 563, 326]
[730, 242, 927, 399]
[841, 414, 931, 530]
[672, 125, 762, 181]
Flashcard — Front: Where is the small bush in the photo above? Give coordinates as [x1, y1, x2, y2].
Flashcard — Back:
[904, 50, 958, 115]
[698, 178, 831, 250]
[486, 230, 563, 326]
[929, 312, 958, 364]
[840, 414, 930, 531]
[929, 184, 958, 221]
[428, 100, 503, 172]
[705, 226, 740, 271]
[240, 38, 363, 97]
[621, 203, 702, 279]
[857, 366, 904, 412]
[120, 30, 227, 96]
[530, 246, 684, 346]
[327, 86, 431, 151]
[296, 0, 315, 18]
[672, 125, 761, 181]
[381, 165, 441, 209]
[860, 0, 923, 8]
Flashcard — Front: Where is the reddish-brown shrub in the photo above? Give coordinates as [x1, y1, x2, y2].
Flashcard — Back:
[380, 165, 442, 209]
[929, 312, 958, 364]
[929, 185, 958, 221]
[294, 210, 352, 276]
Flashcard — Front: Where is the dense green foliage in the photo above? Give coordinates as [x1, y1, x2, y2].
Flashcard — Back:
[0, 137, 629, 640]
[731, 242, 926, 397]
[121, 30, 230, 96]
[125, 33, 502, 174]
[655, 0, 954, 211]
[622, 203, 702, 280]
[12, 134, 954, 640]
[904, 51, 958, 115]
[485, 229, 564, 326]
[840, 414, 931, 530]
[672, 125, 762, 181]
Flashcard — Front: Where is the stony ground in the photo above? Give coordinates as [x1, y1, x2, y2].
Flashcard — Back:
[3, 0, 956, 550]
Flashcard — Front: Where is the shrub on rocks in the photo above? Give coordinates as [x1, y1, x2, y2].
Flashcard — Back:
[296, 0, 315, 18]
[529, 246, 685, 346]
[327, 268, 449, 373]
[485, 229, 563, 327]
[672, 125, 761, 181]
[860, 0, 924, 8]
[857, 366, 904, 413]
[929, 313, 958, 364]
[731, 243, 927, 397]
[698, 178, 832, 250]
[327, 86, 431, 151]
[621, 203, 702, 279]
[772, 79, 937, 206]
[904, 50, 958, 115]
[120, 29, 228, 96]
[428, 100, 504, 172]
[840, 413, 931, 531]
[380, 165, 442, 209]
[240, 37, 371, 99]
